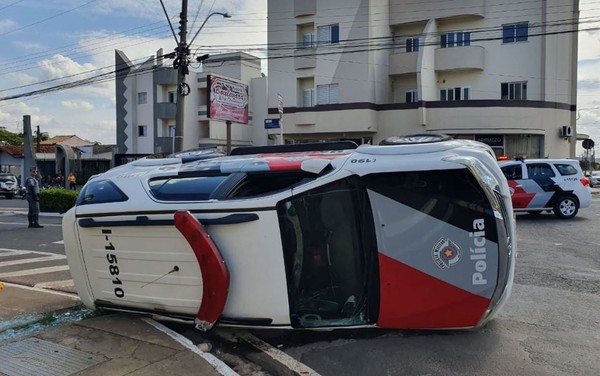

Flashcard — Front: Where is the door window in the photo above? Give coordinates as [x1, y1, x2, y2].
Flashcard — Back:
[277, 177, 375, 328]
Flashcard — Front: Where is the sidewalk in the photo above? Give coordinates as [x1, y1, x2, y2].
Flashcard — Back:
[0, 285, 231, 376]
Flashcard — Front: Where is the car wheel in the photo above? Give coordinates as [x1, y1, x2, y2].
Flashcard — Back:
[553, 195, 579, 219]
[379, 133, 452, 145]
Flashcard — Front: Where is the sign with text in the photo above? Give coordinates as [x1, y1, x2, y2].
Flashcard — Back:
[475, 134, 504, 147]
[207, 75, 249, 124]
[264, 118, 280, 129]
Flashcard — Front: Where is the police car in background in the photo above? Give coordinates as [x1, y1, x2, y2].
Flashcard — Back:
[498, 158, 591, 219]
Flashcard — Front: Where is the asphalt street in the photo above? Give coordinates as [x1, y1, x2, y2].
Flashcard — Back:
[1, 195, 599, 376]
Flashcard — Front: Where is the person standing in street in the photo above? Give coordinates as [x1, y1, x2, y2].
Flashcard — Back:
[25, 167, 43, 228]
[68, 172, 76, 190]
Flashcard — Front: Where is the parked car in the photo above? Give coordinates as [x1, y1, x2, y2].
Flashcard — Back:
[498, 159, 591, 219]
[589, 171, 600, 188]
[63, 135, 516, 332]
[0, 173, 20, 199]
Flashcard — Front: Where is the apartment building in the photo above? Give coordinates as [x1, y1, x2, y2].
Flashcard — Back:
[267, 0, 579, 158]
[115, 49, 268, 155]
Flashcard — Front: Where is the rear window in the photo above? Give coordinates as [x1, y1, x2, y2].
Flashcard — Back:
[148, 171, 316, 201]
[554, 164, 578, 176]
[149, 175, 228, 201]
[77, 180, 128, 206]
[526, 163, 555, 178]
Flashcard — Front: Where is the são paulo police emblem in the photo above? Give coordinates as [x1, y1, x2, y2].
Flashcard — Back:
[432, 237, 462, 270]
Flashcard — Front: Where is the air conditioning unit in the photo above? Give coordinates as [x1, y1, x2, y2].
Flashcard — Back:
[561, 126, 573, 138]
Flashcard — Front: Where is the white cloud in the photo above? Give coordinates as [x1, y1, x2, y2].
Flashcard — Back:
[37, 54, 98, 81]
[61, 100, 94, 111]
[11, 40, 46, 52]
[0, 19, 17, 33]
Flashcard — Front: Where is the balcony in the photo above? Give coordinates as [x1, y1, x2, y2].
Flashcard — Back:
[154, 102, 177, 119]
[295, 49, 316, 70]
[153, 68, 177, 85]
[389, 52, 419, 75]
[435, 45, 484, 72]
[294, 0, 315, 17]
[390, 0, 484, 25]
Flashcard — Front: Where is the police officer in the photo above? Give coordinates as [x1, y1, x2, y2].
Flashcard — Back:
[25, 167, 43, 228]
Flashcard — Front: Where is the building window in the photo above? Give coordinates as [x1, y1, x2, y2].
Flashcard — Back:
[441, 32, 471, 48]
[138, 125, 147, 137]
[303, 88, 315, 107]
[137, 92, 147, 104]
[317, 24, 339, 45]
[501, 81, 527, 100]
[405, 90, 418, 103]
[168, 91, 177, 103]
[302, 32, 315, 49]
[317, 84, 339, 105]
[440, 87, 470, 101]
[406, 37, 419, 52]
[503, 22, 528, 43]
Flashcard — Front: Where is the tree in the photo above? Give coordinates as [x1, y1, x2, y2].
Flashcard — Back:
[0, 128, 23, 145]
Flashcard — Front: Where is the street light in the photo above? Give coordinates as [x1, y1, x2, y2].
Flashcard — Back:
[173, 9, 231, 153]
[189, 12, 231, 46]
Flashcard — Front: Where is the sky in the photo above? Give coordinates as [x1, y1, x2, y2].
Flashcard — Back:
[0, 0, 267, 145]
[0, 0, 598, 156]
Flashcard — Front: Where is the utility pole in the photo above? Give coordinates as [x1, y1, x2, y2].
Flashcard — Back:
[174, 0, 190, 153]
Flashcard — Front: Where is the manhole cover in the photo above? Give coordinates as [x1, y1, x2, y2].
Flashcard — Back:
[0, 337, 106, 376]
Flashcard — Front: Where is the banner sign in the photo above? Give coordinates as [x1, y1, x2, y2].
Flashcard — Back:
[207, 75, 249, 124]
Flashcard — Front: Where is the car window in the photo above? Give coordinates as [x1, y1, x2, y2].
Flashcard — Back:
[554, 164, 578, 176]
[501, 165, 522, 179]
[526, 163, 555, 178]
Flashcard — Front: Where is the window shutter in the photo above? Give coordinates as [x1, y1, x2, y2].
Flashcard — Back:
[516, 23, 528, 42]
[463, 87, 470, 100]
[303, 89, 314, 107]
[331, 24, 339, 43]
[464, 32, 471, 46]
[502, 25, 514, 43]
[317, 26, 329, 44]
[330, 84, 339, 104]
[317, 85, 329, 104]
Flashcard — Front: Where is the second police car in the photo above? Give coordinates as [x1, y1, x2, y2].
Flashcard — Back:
[498, 158, 591, 219]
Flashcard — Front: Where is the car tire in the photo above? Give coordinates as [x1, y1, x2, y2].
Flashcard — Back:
[6, 194, 13, 200]
[553, 195, 579, 219]
[379, 133, 452, 145]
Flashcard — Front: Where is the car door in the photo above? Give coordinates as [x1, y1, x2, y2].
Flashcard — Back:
[522, 162, 558, 208]
[501, 163, 534, 209]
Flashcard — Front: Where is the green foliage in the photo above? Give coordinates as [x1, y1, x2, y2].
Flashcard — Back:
[39, 188, 78, 213]
[0, 128, 23, 145]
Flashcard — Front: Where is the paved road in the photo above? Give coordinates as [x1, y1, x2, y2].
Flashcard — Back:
[1, 196, 599, 376]
[0, 199, 72, 293]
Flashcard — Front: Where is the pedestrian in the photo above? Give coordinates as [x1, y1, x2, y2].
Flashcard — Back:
[25, 166, 43, 228]
[68, 172, 76, 190]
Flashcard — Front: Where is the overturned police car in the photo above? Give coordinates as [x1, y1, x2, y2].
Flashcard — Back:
[63, 135, 516, 331]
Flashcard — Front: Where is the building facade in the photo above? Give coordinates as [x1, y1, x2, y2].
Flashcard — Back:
[115, 50, 268, 155]
[267, 0, 579, 158]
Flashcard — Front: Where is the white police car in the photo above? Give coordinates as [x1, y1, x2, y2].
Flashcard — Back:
[63, 135, 516, 331]
[499, 158, 591, 219]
